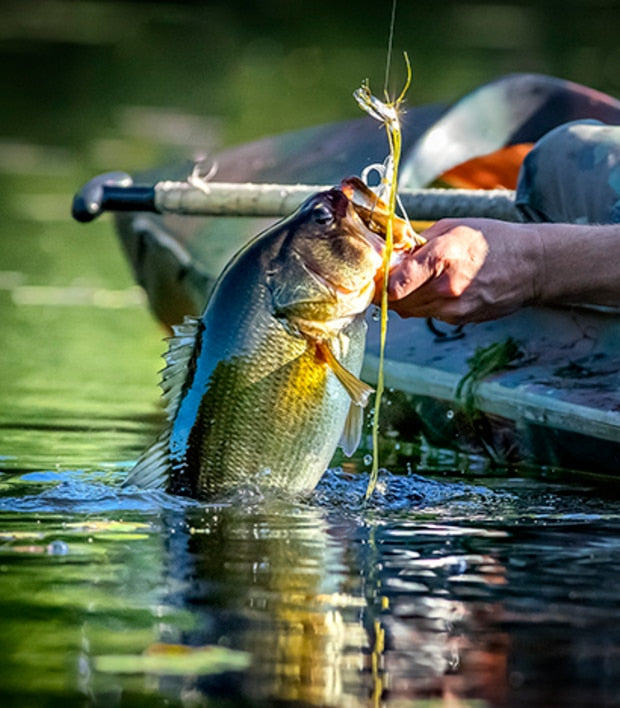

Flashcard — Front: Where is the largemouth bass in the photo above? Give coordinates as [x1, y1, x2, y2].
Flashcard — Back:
[125, 179, 416, 499]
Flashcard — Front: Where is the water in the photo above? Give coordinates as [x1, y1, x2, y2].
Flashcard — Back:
[1, 469, 619, 706]
[1, 2, 620, 706]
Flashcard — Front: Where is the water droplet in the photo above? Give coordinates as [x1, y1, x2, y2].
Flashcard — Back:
[450, 558, 468, 574]
[47, 540, 69, 556]
[446, 409, 455, 420]
[363, 454, 373, 466]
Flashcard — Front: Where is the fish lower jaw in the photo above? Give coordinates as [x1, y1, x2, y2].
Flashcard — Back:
[291, 315, 356, 341]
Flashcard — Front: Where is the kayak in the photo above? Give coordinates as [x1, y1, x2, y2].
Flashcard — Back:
[94, 73, 620, 474]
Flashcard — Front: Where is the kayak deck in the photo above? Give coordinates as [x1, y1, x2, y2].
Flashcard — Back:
[363, 305, 620, 473]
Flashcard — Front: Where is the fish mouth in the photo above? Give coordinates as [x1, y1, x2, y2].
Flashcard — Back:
[341, 176, 419, 253]
[281, 180, 421, 309]
[293, 180, 416, 300]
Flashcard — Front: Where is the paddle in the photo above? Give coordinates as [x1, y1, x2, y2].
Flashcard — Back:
[72, 171, 521, 223]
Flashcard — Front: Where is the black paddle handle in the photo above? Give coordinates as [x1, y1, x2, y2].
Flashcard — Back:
[72, 172, 157, 222]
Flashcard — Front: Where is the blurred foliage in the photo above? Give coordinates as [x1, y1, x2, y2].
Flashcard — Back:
[1, 0, 619, 154]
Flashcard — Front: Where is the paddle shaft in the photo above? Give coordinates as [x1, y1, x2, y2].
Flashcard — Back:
[72, 172, 523, 223]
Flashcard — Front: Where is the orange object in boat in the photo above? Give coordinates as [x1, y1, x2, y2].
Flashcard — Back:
[438, 143, 534, 190]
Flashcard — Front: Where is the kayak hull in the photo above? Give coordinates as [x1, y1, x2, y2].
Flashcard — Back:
[363, 306, 620, 474]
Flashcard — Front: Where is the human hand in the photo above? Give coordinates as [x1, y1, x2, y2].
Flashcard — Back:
[386, 218, 542, 324]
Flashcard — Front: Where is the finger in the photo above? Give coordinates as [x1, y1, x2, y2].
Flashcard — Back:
[388, 249, 436, 301]
[392, 279, 441, 307]
[388, 280, 450, 318]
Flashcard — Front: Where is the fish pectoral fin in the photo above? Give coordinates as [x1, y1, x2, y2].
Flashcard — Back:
[339, 401, 364, 457]
[315, 340, 374, 407]
[122, 435, 170, 490]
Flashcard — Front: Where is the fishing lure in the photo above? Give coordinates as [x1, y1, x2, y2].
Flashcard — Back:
[354, 53, 424, 499]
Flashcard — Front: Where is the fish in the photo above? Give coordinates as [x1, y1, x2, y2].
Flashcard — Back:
[124, 179, 417, 499]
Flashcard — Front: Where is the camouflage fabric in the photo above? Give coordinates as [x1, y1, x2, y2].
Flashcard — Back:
[516, 120, 620, 224]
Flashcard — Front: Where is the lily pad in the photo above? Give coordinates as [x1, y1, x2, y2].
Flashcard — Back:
[94, 643, 251, 676]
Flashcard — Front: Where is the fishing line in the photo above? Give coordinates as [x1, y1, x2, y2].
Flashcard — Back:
[354, 0, 412, 500]
[383, 0, 398, 97]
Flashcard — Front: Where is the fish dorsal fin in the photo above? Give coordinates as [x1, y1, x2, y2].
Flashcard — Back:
[123, 315, 200, 491]
[315, 340, 374, 407]
[161, 316, 201, 420]
[339, 401, 364, 457]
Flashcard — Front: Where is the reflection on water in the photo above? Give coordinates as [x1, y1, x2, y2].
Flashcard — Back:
[2, 1, 620, 706]
[0, 470, 619, 706]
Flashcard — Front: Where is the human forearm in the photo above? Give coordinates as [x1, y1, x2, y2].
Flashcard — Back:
[535, 223, 620, 307]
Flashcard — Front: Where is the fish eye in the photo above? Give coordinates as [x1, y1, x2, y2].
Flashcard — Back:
[311, 203, 334, 225]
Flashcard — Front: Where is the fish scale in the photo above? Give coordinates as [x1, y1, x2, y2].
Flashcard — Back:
[185, 323, 365, 497]
[125, 187, 381, 499]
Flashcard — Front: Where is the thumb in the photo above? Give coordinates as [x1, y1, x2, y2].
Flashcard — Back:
[388, 246, 436, 301]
